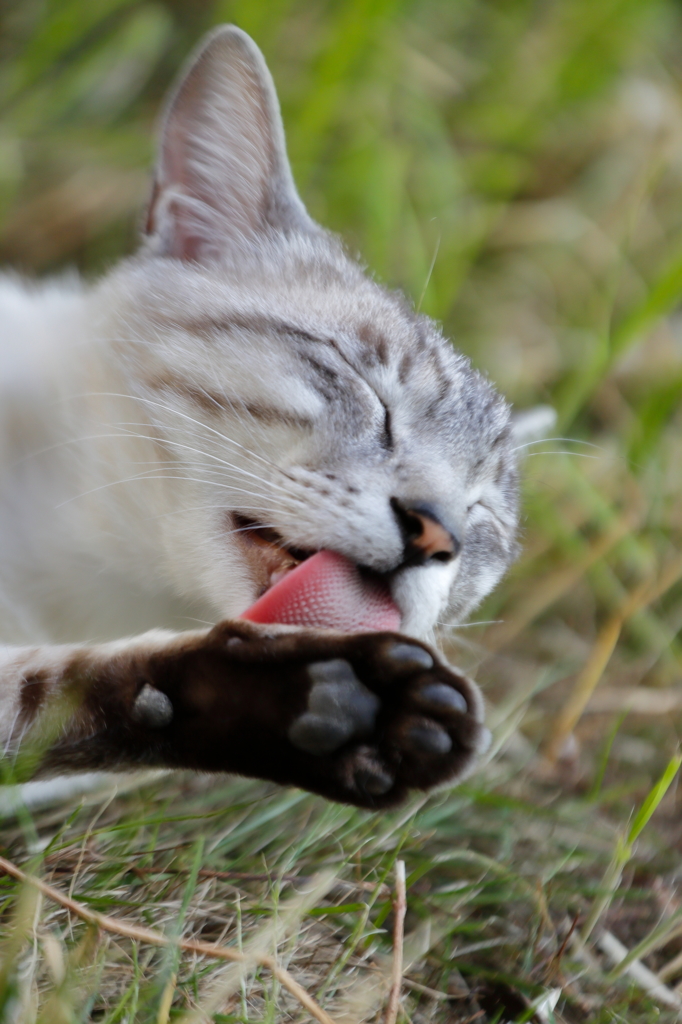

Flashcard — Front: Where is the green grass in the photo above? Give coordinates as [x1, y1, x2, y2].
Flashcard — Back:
[3, 0, 682, 1019]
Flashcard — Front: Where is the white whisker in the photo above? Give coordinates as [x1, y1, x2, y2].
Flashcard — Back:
[147, 504, 291, 523]
[512, 436, 603, 453]
[437, 619, 503, 629]
[100, 428, 295, 497]
[524, 451, 599, 459]
[78, 392, 284, 473]
[54, 472, 291, 509]
[417, 231, 441, 312]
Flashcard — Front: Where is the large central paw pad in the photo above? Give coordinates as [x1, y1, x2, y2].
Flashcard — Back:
[288, 660, 379, 754]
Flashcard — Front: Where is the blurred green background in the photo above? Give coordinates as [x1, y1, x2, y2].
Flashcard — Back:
[5, 0, 682, 848]
[5, 2, 682, 1019]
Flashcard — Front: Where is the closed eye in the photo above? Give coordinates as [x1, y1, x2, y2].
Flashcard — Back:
[468, 499, 506, 531]
[379, 404, 393, 451]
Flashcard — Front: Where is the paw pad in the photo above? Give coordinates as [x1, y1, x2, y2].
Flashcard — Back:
[131, 684, 173, 729]
[288, 659, 379, 755]
[419, 682, 468, 713]
[351, 748, 394, 796]
[407, 722, 453, 755]
[382, 642, 434, 672]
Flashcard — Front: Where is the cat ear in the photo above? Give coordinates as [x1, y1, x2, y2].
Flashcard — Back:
[144, 25, 315, 261]
[510, 405, 557, 453]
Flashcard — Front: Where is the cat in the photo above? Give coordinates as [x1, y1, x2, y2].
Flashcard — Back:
[0, 26, 524, 809]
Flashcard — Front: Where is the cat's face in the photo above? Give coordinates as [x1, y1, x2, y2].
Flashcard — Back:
[101, 27, 519, 639]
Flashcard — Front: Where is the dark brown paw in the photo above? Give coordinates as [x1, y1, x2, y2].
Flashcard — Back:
[125, 624, 488, 810]
[282, 635, 487, 808]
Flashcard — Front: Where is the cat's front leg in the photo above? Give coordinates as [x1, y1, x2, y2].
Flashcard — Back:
[117, 622, 488, 808]
[7, 624, 488, 808]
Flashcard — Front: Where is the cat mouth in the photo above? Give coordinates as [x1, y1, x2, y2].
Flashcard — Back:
[233, 514, 402, 632]
[233, 514, 314, 590]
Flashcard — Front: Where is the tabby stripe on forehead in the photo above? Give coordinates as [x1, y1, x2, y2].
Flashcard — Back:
[146, 373, 313, 428]
[155, 312, 395, 366]
[398, 351, 414, 385]
[301, 356, 340, 400]
[154, 313, 324, 345]
[357, 323, 389, 365]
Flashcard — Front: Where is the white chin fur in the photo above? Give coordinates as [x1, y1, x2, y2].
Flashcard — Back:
[391, 563, 455, 639]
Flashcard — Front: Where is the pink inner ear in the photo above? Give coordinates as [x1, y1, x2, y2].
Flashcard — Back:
[240, 550, 401, 633]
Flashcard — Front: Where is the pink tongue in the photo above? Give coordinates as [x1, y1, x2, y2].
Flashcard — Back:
[240, 550, 401, 633]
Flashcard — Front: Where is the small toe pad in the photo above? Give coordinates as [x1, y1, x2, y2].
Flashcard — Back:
[408, 723, 453, 755]
[382, 642, 434, 672]
[420, 682, 468, 714]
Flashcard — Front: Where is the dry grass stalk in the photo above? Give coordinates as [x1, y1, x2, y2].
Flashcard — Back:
[596, 930, 682, 1010]
[544, 554, 682, 762]
[0, 854, 338, 1024]
[46, 857, 390, 896]
[402, 976, 449, 1001]
[658, 945, 682, 983]
[585, 687, 682, 714]
[157, 972, 177, 1024]
[384, 860, 407, 1024]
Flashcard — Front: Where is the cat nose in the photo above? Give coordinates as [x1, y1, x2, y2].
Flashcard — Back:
[390, 499, 461, 567]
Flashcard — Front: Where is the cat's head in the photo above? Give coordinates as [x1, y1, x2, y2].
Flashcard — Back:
[101, 27, 520, 639]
